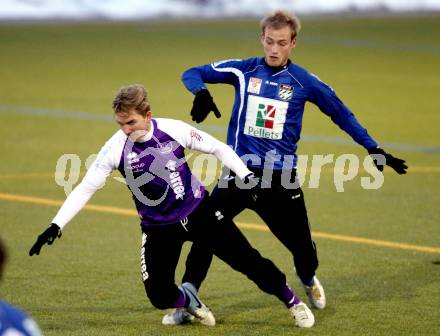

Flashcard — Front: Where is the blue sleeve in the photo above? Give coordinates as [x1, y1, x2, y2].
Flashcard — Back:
[181, 59, 243, 94]
[308, 76, 378, 150]
[0, 301, 42, 336]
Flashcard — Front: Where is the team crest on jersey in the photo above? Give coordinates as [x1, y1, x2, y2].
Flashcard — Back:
[156, 141, 173, 154]
[278, 84, 293, 101]
[247, 77, 262, 94]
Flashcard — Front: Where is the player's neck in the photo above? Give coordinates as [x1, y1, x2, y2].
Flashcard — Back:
[263, 58, 291, 71]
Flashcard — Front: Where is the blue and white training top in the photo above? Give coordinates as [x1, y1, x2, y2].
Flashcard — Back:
[51, 118, 251, 229]
[182, 57, 378, 170]
[0, 301, 42, 336]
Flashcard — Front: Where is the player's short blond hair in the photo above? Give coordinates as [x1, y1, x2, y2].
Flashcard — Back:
[112, 84, 151, 116]
[260, 10, 301, 40]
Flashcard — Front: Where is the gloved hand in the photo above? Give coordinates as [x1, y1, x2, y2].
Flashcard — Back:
[29, 223, 62, 256]
[368, 147, 408, 174]
[236, 173, 260, 202]
[242, 173, 259, 188]
[190, 89, 221, 123]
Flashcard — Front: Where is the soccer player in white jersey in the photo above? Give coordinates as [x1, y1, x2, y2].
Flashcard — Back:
[29, 84, 315, 328]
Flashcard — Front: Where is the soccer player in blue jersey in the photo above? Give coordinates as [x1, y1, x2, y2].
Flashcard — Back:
[29, 84, 316, 328]
[1, 239, 42, 336]
[177, 9, 408, 316]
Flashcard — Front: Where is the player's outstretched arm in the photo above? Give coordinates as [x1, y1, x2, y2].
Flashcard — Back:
[28, 161, 108, 257]
[29, 223, 62, 256]
[368, 147, 408, 174]
[190, 89, 221, 123]
[28, 135, 117, 257]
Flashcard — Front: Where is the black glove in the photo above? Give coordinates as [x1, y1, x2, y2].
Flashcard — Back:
[368, 147, 408, 174]
[234, 173, 259, 202]
[190, 89, 221, 123]
[29, 223, 62, 256]
[242, 173, 259, 188]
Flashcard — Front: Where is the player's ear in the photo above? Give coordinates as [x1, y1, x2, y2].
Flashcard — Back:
[146, 110, 152, 121]
[291, 36, 297, 49]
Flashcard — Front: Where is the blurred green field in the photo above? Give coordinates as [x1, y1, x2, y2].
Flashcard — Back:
[1, 15, 439, 335]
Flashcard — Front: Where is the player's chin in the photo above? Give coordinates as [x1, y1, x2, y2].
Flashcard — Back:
[267, 57, 282, 67]
[129, 130, 147, 142]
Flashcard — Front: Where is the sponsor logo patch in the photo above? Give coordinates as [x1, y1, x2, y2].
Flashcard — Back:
[127, 152, 139, 164]
[215, 210, 224, 221]
[244, 95, 287, 140]
[247, 77, 262, 94]
[125, 152, 145, 173]
[190, 129, 202, 142]
[166, 160, 185, 200]
[265, 80, 278, 86]
[140, 233, 149, 281]
[256, 104, 275, 129]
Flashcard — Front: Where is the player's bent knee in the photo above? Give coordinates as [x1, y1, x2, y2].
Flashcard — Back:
[145, 284, 178, 310]
[147, 292, 176, 310]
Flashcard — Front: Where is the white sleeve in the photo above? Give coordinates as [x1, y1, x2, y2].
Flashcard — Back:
[51, 131, 125, 229]
[157, 118, 252, 179]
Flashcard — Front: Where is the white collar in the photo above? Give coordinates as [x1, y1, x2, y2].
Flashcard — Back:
[136, 120, 154, 143]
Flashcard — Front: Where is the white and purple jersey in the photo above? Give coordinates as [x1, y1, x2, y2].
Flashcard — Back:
[116, 119, 204, 226]
[51, 118, 252, 229]
[182, 57, 378, 170]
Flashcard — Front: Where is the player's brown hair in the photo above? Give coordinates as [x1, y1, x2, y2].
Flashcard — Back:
[260, 10, 301, 40]
[112, 84, 151, 116]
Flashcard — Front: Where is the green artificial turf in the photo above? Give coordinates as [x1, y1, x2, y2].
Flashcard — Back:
[0, 15, 439, 335]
